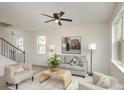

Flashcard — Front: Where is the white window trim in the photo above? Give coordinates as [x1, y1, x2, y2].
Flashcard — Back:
[37, 36, 46, 54]
[111, 60, 124, 74]
[16, 38, 24, 51]
[112, 6, 124, 71]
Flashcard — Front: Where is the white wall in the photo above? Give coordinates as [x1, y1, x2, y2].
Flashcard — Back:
[0, 22, 111, 75]
[0, 27, 13, 44]
[24, 22, 110, 75]
[0, 27, 24, 46]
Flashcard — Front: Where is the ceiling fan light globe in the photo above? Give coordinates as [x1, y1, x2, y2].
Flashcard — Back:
[55, 19, 59, 23]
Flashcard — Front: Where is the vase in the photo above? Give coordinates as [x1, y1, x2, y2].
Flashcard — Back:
[50, 67, 59, 72]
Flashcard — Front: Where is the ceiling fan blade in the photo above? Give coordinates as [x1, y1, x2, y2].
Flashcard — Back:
[41, 13, 53, 18]
[58, 21, 62, 26]
[60, 18, 72, 22]
[44, 19, 54, 23]
[59, 11, 65, 17]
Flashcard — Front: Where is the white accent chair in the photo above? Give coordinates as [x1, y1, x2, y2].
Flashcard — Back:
[4, 63, 34, 89]
[78, 72, 123, 90]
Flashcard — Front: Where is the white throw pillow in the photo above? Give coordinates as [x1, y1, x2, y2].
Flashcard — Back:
[15, 66, 24, 73]
[13, 64, 24, 73]
[93, 72, 103, 84]
[96, 76, 111, 89]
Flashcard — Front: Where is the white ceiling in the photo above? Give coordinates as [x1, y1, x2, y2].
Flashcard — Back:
[0, 2, 116, 31]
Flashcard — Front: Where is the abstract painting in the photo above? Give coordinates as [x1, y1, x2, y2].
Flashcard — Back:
[62, 36, 81, 54]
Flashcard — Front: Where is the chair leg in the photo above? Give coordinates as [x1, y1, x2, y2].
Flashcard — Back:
[32, 76, 34, 81]
[16, 84, 18, 90]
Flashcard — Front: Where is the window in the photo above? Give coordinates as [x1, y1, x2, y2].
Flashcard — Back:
[37, 36, 46, 54]
[112, 7, 124, 66]
[16, 38, 24, 51]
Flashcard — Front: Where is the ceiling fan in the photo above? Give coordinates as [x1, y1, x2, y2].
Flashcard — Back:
[41, 11, 72, 26]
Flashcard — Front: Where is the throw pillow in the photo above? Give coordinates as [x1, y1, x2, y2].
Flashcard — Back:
[77, 56, 86, 66]
[96, 76, 111, 89]
[13, 64, 24, 73]
[77, 60, 83, 66]
[93, 72, 104, 84]
[15, 66, 24, 73]
[64, 56, 74, 64]
[70, 57, 78, 66]
[70, 61, 74, 66]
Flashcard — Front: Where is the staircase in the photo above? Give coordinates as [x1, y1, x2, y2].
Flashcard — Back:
[0, 38, 25, 63]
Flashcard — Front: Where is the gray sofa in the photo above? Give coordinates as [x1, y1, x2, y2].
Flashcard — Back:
[59, 55, 87, 78]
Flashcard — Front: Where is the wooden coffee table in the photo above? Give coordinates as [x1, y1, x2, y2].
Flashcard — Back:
[39, 68, 72, 89]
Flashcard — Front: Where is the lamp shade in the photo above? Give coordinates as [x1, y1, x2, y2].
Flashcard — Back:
[49, 44, 55, 50]
[88, 43, 96, 50]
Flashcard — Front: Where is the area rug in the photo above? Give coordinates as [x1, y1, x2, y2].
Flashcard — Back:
[8, 73, 92, 90]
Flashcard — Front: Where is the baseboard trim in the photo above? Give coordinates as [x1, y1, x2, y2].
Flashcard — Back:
[32, 64, 48, 68]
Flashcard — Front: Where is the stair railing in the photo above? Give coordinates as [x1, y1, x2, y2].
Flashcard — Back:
[0, 38, 25, 63]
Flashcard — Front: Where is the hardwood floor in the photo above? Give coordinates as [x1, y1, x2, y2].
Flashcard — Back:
[0, 76, 10, 90]
[0, 65, 48, 90]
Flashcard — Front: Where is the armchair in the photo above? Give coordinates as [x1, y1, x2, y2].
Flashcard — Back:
[4, 63, 34, 89]
[78, 72, 123, 90]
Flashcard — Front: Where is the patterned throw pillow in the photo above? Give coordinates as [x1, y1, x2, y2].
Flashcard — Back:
[70, 57, 79, 66]
[73, 56, 82, 66]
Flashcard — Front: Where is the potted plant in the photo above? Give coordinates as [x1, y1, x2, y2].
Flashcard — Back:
[48, 54, 60, 72]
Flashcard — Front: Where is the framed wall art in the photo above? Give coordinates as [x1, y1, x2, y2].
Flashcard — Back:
[62, 36, 81, 54]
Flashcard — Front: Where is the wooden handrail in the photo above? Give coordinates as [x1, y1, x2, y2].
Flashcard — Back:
[0, 38, 24, 53]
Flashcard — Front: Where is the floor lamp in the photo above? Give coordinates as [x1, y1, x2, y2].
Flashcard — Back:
[88, 43, 96, 76]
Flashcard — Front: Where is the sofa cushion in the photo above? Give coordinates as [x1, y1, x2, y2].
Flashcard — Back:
[64, 56, 74, 64]
[11, 70, 34, 84]
[78, 82, 105, 90]
[70, 65, 84, 71]
[59, 64, 71, 69]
